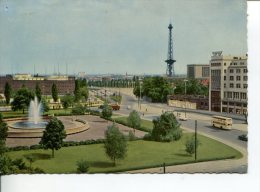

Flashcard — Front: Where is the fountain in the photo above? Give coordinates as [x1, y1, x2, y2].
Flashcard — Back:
[10, 97, 48, 129]
[7, 97, 89, 138]
[29, 96, 42, 124]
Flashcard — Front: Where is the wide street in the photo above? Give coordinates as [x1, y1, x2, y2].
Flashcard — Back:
[105, 88, 248, 173]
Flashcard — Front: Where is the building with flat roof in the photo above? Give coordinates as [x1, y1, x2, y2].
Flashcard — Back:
[209, 51, 247, 114]
[187, 64, 210, 79]
[0, 74, 75, 95]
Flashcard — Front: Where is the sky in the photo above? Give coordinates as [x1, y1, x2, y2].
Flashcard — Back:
[0, 0, 247, 75]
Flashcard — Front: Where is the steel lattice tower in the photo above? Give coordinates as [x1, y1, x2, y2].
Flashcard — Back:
[165, 23, 176, 77]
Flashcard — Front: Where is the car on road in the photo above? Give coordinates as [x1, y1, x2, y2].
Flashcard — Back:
[179, 116, 188, 121]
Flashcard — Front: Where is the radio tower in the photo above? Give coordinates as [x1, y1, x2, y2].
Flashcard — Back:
[165, 23, 176, 77]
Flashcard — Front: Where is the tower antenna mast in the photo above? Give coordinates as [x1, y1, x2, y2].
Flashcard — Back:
[165, 23, 176, 77]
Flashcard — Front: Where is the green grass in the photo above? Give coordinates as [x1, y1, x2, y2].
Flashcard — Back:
[113, 116, 153, 132]
[6, 133, 242, 174]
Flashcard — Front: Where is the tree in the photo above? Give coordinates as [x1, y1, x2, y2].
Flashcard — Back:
[40, 117, 66, 158]
[61, 94, 74, 111]
[185, 135, 199, 156]
[0, 113, 8, 141]
[101, 103, 113, 119]
[35, 83, 42, 101]
[74, 80, 81, 102]
[0, 113, 8, 156]
[133, 77, 172, 103]
[104, 123, 127, 166]
[51, 83, 58, 102]
[11, 86, 34, 114]
[41, 98, 50, 113]
[151, 112, 182, 142]
[80, 87, 89, 101]
[4, 82, 12, 105]
[127, 110, 141, 135]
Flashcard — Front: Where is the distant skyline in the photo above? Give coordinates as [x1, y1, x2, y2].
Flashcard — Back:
[0, 0, 247, 75]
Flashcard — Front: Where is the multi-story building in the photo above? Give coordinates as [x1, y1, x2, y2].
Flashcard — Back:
[0, 74, 75, 95]
[209, 51, 247, 114]
[187, 64, 210, 79]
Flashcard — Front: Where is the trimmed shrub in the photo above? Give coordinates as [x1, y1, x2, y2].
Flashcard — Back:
[77, 160, 89, 173]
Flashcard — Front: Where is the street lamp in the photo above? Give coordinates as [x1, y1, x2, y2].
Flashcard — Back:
[184, 79, 188, 118]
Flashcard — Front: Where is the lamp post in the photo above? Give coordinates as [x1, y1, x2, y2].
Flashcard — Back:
[184, 79, 188, 118]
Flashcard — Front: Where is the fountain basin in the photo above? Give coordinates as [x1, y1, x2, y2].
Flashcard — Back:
[10, 121, 48, 129]
[6, 116, 89, 138]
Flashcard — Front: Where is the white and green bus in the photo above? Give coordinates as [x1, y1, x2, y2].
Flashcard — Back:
[212, 115, 232, 130]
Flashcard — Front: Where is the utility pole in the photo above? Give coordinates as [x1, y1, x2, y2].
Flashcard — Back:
[184, 79, 188, 118]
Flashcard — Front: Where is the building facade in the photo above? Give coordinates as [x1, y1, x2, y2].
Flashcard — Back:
[187, 64, 210, 79]
[168, 95, 209, 110]
[0, 74, 75, 95]
[209, 52, 247, 114]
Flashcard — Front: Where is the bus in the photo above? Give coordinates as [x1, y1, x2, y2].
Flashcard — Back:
[212, 115, 232, 130]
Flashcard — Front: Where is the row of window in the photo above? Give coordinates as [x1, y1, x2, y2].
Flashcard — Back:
[230, 62, 246, 66]
[224, 83, 247, 89]
[224, 75, 247, 81]
[228, 68, 247, 73]
[211, 63, 221, 67]
[224, 92, 247, 100]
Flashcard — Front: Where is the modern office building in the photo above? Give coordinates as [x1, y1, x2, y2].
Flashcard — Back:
[209, 51, 247, 114]
[0, 74, 75, 95]
[187, 64, 210, 79]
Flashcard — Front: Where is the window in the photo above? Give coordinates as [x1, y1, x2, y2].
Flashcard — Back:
[229, 76, 234, 81]
[236, 76, 241, 81]
[236, 84, 240, 88]
[230, 83, 234, 88]
[224, 69, 226, 73]
[234, 92, 239, 99]
[230, 69, 234, 73]
[236, 69, 241, 73]
[224, 83, 226, 88]
[233, 62, 237, 66]
[243, 76, 248, 81]
[224, 76, 226, 80]
[243, 84, 248, 89]
[228, 92, 232, 98]
[224, 63, 226, 66]
[241, 93, 247, 100]
[243, 68, 248, 73]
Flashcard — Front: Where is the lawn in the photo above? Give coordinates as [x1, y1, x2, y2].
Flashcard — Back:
[112, 116, 153, 132]
[7, 133, 242, 174]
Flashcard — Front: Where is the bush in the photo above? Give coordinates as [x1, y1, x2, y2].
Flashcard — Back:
[101, 103, 113, 119]
[143, 133, 152, 141]
[77, 160, 89, 173]
[30, 144, 43, 150]
[12, 158, 27, 170]
[185, 136, 199, 155]
[151, 112, 182, 142]
[72, 104, 86, 115]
